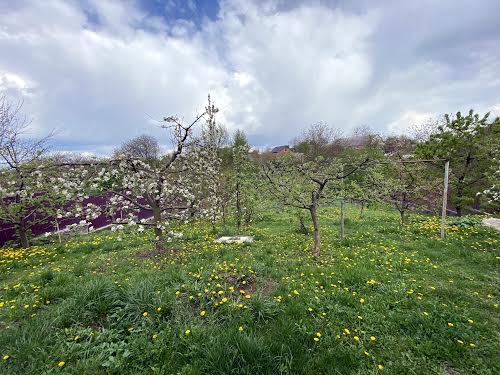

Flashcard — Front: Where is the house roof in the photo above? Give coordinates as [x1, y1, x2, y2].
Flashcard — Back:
[271, 145, 289, 153]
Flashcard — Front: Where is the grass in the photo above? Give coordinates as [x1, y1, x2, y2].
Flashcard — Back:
[0, 204, 499, 374]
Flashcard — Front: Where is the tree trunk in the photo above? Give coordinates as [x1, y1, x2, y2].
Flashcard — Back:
[399, 210, 405, 226]
[153, 207, 163, 251]
[359, 202, 365, 219]
[309, 205, 321, 257]
[55, 219, 62, 244]
[17, 225, 30, 248]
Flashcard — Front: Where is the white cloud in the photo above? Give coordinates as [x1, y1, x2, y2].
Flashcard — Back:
[0, 0, 499, 152]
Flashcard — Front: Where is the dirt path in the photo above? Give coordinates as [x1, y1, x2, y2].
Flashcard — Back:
[483, 218, 500, 231]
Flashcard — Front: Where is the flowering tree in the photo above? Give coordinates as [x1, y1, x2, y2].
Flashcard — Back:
[74, 99, 219, 250]
[0, 94, 68, 247]
[191, 95, 226, 231]
[483, 158, 500, 206]
[263, 153, 368, 257]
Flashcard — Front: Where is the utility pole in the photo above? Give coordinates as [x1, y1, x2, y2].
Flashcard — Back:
[440, 160, 450, 240]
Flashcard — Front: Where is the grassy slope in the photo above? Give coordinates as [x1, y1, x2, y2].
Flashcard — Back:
[0, 205, 499, 375]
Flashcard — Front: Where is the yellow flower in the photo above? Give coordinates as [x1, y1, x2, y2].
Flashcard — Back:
[152, 334, 158, 339]
[308, 307, 313, 312]
[143, 311, 148, 317]
[156, 307, 161, 312]
[354, 336, 360, 341]
[447, 322, 454, 327]
[313, 337, 319, 342]
[370, 336, 376, 341]
[239, 326, 244, 331]
[3, 355, 10, 360]
[378, 364, 384, 370]
[359, 298, 365, 303]
[200, 310, 206, 316]
[469, 343, 476, 347]
[343, 328, 350, 335]
[293, 290, 299, 295]
[185, 329, 191, 335]
[58, 361, 65, 367]
[316, 332, 321, 337]
[467, 319, 473, 324]
[457, 340, 464, 345]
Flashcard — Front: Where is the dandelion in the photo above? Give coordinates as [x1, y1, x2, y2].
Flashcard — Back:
[354, 336, 360, 341]
[58, 361, 65, 367]
[293, 290, 299, 295]
[447, 322, 454, 327]
[3, 355, 10, 360]
[370, 336, 376, 341]
[378, 364, 384, 370]
[185, 329, 191, 335]
[316, 332, 321, 337]
[344, 328, 350, 335]
[200, 310, 206, 316]
[156, 307, 161, 312]
[457, 339, 464, 345]
[359, 298, 365, 303]
[239, 326, 244, 331]
[467, 319, 473, 324]
[469, 343, 476, 347]
[143, 311, 148, 317]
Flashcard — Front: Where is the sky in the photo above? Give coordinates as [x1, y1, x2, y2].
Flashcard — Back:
[1, 0, 499, 155]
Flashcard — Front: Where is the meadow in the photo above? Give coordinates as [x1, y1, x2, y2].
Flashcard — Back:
[0, 204, 499, 375]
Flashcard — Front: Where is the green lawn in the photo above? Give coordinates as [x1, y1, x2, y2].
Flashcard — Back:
[0, 205, 499, 374]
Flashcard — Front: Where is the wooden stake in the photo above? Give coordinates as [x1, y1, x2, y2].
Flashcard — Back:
[340, 200, 345, 240]
[440, 160, 449, 240]
[55, 219, 62, 244]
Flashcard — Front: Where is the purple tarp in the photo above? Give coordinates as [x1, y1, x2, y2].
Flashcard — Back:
[0, 194, 153, 246]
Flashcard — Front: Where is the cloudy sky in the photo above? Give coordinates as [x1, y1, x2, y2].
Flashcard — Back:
[1, 0, 499, 154]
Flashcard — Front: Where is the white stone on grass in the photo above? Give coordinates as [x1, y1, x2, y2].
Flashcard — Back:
[214, 236, 254, 244]
[483, 218, 500, 232]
